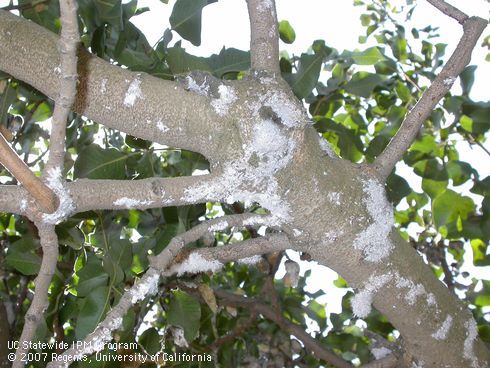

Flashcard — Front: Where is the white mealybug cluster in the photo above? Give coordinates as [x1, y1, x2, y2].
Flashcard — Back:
[211, 85, 237, 116]
[352, 273, 392, 318]
[130, 273, 160, 304]
[168, 253, 223, 276]
[431, 315, 453, 341]
[113, 197, 154, 209]
[124, 77, 143, 107]
[42, 167, 75, 224]
[353, 179, 394, 262]
[371, 347, 392, 360]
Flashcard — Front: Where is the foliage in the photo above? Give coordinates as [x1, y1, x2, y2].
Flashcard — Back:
[0, 0, 489, 367]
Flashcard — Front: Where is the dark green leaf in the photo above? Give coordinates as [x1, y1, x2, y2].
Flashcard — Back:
[169, 0, 207, 46]
[76, 286, 111, 339]
[344, 72, 385, 98]
[74, 144, 127, 179]
[167, 290, 201, 342]
[285, 53, 323, 99]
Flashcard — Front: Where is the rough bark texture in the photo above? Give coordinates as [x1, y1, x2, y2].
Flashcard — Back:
[0, 4, 488, 368]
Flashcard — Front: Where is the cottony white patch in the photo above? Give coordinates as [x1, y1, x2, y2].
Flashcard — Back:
[327, 192, 341, 206]
[352, 273, 392, 318]
[263, 91, 302, 128]
[431, 315, 453, 340]
[318, 136, 336, 157]
[42, 167, 75, 224]
[186, 75, 209, 96]
[371, 347, 392, 360]
[211, 85, 237, 116]
[238, 255, 262, 265]
[182, 119, 296, 224]
[124, 78, 143, 107]
[257, 0, 274, 12]
[443, 77, 455, 87]
[20, 199, 28, 212]
[353, 179, 394, 262]
[170, 253, 223, 276]
[130, 273, 160, 303]
[113, 197, 154, 208]
[208, 220, 229, 232]
[293, 228, 303, 237]
[156, 120, 170, 133]
[172, 327, 189, 348]
[395, 275, 436, 307]
[463, 319, 480, 368]
[100, 78, 107, 94]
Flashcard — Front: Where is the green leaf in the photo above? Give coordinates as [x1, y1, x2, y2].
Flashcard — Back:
[446, 161, 474, 186]
[77, 255, 109, 297]
[74, 144, 127, 179]
[285, 53, 323, 99]
[344, 72, 385, 98]
[170, 0, 207, 46]
[413, 159, 448, 181]
[76, 286, 111, 340]
[103, 236, 132, 284]
[139, 328, 161, 354]
[167, 290, 201, 342]
[94, 0, 123, 29]
[350, 47, 385, 65]
[5, 238, 41, 275]
[386, 173, 411, 204]
[278, 20, 296, 44]
[471, 239, 490, 266]
[432, 190, 475, 230]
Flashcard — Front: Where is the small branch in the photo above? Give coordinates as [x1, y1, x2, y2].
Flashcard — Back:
[426, 0, 468, 24]
[13, 223, 59, 368]
[47, 214, 279, 365]
[0, 124, 13, 141]
[374, 16, 487, 179]
[246, 0, 280, 73]
[0, 133, 58, 213]
[44, 0, 79, 173]
[209, 312, 257, 350]
[214, 289, 353, 368]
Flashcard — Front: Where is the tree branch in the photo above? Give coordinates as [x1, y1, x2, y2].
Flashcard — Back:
[426, 0, 468, 24]
[44, 0, 79, 173]
[213, 289, 353, 368]
[246, 0, 280, 73]
[0, 301, 11, 368]
[373, 15, 487, 179]
[0, 133, 58, 213]
[0, 10, 221, 160]
[0, 174, 221, 215]
[13, 223, 59, 368]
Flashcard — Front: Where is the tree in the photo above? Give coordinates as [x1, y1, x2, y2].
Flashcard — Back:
[0, 0, 488, 366]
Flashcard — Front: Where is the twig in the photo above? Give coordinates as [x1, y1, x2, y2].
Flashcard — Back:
[43, 0, 79, 174]
[0, 132, 58, 212]
[13, 223, 59, 368]
[214, 289, 353, 368]
[209, 312, 257, 350]
[373, 15, 487, 179]
[46, 214, 288, 366]
[246, 0, 280, 73]
[426, 0, 468, 24]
